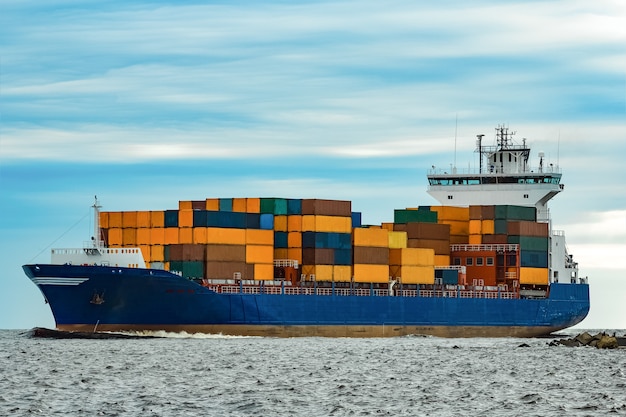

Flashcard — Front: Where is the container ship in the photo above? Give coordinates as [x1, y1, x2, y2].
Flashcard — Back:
[23, 126, 589, 337]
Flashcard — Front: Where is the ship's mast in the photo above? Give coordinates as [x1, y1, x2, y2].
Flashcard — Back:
[92, 196, 102, 249]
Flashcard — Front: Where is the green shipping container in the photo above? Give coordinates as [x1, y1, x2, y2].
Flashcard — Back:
[169, 261, 204, 279]
[260, 198, 288, 215]
[507, 235, 549, 251]
[494, 205, 536, 221]
[394, 209, 438, 224]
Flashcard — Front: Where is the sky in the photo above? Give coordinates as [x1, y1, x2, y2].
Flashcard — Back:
[1, 0, 625, 330]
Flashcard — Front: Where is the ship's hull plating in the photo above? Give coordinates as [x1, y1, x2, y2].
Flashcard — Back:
[23, 264, 590, 338]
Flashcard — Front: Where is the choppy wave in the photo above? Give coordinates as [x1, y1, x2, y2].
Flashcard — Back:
[0, 329, 624, 416]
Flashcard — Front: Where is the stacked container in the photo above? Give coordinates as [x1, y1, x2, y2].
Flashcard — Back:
[299, 199, 353, 282]
[352, 227, 390, 283]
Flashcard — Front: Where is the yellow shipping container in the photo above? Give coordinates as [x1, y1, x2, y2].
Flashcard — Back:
[253, 263, 275, 280]
[482, 220, 495, 235]
[164, 228, 179, 245]
[389, 248, 434, 266]
[151, 245, 164, 262]
[178, 210, 193, 228]
[390, 265, 435, 284]
[150, 227, 165, 245]
[519, 267, 549, 285]
[274, 248, 289, 259]
[333, 265, 352, 282]
[205, 198, 219, 211]
[353, 264, 389, 283]
[302, 215, 352, 233]
[246, 229, 274, 245]
[353, 228, 389, 247]
[246, 198, 261, 213]
[469, 219, 482, 235]
[99, 212, 109, 229]
[287, 215, 302, 232]
[193, 227, 207, 244]
[137, 211, 151, 228]
[287, 248, 302, 263]
[179, 200, 193, 210]
[206, 227, 246, 245]
[431, 206, 470, 221]
[434, 255, 450, 266]
[388, 231, 408, 249]
[232, 198, 247, 213]
[246, 244, 274, 264]
[288, 231, 302, 248]
[108, 212, 122, 228]
[136, 228, 151, 245]
[108, 228, 123, 246]
[179, 228, 193, 244]
[122, 211, 137, 228]
[150, 211, 164, 228]
[306, 265, 334, 281]
[274, 216, 288, 232]
[468, 234, 482, 245]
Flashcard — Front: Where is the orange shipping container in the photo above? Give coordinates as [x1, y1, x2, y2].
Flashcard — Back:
[193, 227, 207, 244]
[302, 264, 333, 281]
[353, 264, 389, 283]
[136, 228, 151, 245]
[150, 211, 165, 228]
[468, 235, 482, 245]
[136, 211, 151, 228]
[246, 198, 261, 213]
[381, 223, 395, 232]
[333, 265, 352, 282]
[205, 198, 219, 211]
[122, 211, 137, 228]
[232, 198, 247, 213]
[274, 216, 288, 232]
[139, 245, 150, 263]
[434, 255, 451, 266]
[389, 248, 434, 266]
[178, 210, 193, 228]
[108, 212, 123, 228]
[164, 228, 179, 245]
[288, 232, 302, 248]
[441, 220, 469, 236]
[246, 229, 274, 245]
[352, 227, 389, 247]
[431, 206, 470, 221]
[246, 244, 274, 264]
[151, 245, 165, 262]
[179, 228, 193, 244]
[274, 248, 289, 259]
[287, 248, 302, 264]
[108, 228, 123, 246]
[150, 227, 165, 245]
[179, 200, 193, 210]
[287, 215, 302, 232]
[122, 228, 136, 246]
[253, 263, 275, 280]
[206, 227, 246, 245]
[99, 212, 109, 229]
[302, 215, 352, 233]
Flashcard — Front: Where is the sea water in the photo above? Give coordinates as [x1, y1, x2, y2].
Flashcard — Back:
[0, 329, 624, 416]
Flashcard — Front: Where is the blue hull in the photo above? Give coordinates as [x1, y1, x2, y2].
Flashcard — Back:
[23, 264, 590, 337]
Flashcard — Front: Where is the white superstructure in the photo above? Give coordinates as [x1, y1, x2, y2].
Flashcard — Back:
[427, 125, 583, 284]
[50, 197, 146, 268]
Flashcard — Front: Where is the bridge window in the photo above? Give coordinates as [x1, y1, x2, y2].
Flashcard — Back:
[466, 257, 473, 266]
